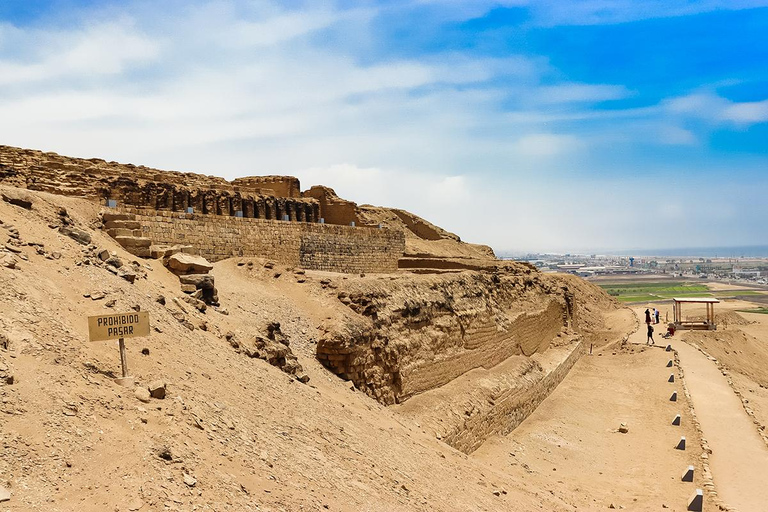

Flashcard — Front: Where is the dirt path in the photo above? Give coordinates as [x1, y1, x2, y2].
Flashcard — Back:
[473, 342, 701, 510]
[631, 310, 768, 511]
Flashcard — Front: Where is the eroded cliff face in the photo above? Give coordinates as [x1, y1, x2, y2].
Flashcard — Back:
[316, 265, 621, 406]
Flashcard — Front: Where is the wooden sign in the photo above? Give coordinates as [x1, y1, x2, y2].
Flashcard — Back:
[88, 312, 150, 342]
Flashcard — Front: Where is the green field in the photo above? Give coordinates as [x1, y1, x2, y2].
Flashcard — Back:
[598, 282, 712, 303]
[737, 308, 768, 315]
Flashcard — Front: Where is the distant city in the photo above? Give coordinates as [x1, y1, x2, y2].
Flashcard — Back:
[504, 250, 768, 286]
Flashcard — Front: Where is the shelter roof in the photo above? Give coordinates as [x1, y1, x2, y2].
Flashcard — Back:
[672, 297, 720, 303]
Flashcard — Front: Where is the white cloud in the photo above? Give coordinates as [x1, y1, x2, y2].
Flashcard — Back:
[511, 133, 584, 157]
[666, 92, 768, 126]
[531, 83, 633, 104]
[722, 100, 768, 124]
[0, 21, 159, 85]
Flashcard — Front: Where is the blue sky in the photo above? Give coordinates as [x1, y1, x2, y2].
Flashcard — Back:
[0, 1, 766, 253]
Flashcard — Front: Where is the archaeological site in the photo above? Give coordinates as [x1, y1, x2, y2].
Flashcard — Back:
[2, 144, 767, 511]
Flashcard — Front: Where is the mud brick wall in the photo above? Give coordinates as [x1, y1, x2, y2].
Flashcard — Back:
[122, 207, 404, 273]
[399, 300, 566, 400]
[443, 341, 586, 454]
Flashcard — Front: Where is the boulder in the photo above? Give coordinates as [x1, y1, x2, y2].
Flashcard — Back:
[181, 295, 207, 313]
[118, 266, 137, 283]
[59, 226, 91, 245]
[242, 323, 309, 383]
[148, 381, 166, 399]
[134, 386, 151, 403]
[105, 256, 123, 268]
[2, 190, 33, 209]
[166, 253, 213, 275]
[0, 254, 16, 269]
[179, 273, 215, 289]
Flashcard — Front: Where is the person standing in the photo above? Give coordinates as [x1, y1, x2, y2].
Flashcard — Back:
[645, 308, 651, 325]
[655, 309, 660, 324]
[647, 323, 655, 345]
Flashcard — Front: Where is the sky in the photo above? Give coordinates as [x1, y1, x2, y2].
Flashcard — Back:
[0, 1, 766, 254]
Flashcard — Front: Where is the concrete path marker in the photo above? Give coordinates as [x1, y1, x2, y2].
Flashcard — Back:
[88, 311, 150, 386]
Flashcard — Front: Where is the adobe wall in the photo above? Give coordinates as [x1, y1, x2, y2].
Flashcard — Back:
[122, 207, 405, 273]
[398, 300, 566, 400]
[303, 186, 359, 226]
[0, 145, 317, 220]
[442, 341, 585, 453]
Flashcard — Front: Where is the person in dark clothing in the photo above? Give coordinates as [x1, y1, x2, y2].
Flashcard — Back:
[645, 308, 651, 324]
[647, 323, 654, 345]
[655, 309, 660, 324]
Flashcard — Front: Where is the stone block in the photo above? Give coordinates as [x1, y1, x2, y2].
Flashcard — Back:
[105, 220, 142, 230]
[682, 465, 694, 482]
[102, 212, 134, 222]
[672, 414, 681, 426]
[115, 236, 152, 248]
[670, 391, 678, 401]
[668, 373, 675, 383]
[675, 436, 686, 450]
[667, 360, 673, 367]
[166, 253, 213, 274]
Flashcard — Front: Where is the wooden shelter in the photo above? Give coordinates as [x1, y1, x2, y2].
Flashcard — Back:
[672, 297, 719, 331]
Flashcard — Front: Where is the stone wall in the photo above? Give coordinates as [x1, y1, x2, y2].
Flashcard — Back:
[121, 207, 405, 273]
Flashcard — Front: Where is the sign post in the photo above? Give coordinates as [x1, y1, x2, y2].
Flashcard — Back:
[88, 311, 150, 387]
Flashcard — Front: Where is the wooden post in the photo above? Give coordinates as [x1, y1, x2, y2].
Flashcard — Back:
[118, 337, 129, 378]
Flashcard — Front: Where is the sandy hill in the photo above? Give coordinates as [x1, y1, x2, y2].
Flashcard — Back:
[0, 177, 636, 511]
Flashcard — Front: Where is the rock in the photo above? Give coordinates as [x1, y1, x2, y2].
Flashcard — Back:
[2, 190, 33, 209]
[97, 249, 110, 261]
[0, 254, 16, 269]
[59, 226, 91, 245]
[166, 253, 213, 275]
[0, 484, 10, 502]
[179, 273, 215, 289]
[183, 473, 197, 487]
[105, 299, 117, 308]
[217, 307, 229, 315]
[105, 256, 123, 268]
[134, 386, 151, 403]
[148, 380, 166, 399]
[181, 295, 207, 312]
[4, 244, 21, 254]
[90, 291, 106, 300]
[181, 320, 195, 331]
[5, 375, 15, 385]
[118, 266, 137, 283]
[156, 294, 166, 305]
[618, 423, 629, 434]
[127, 498, 144, 511]
[180, 284, 197, 294]
[241, 323, 309, 382]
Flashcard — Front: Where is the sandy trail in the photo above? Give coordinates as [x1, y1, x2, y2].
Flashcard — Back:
[631, 310, 768, 511]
